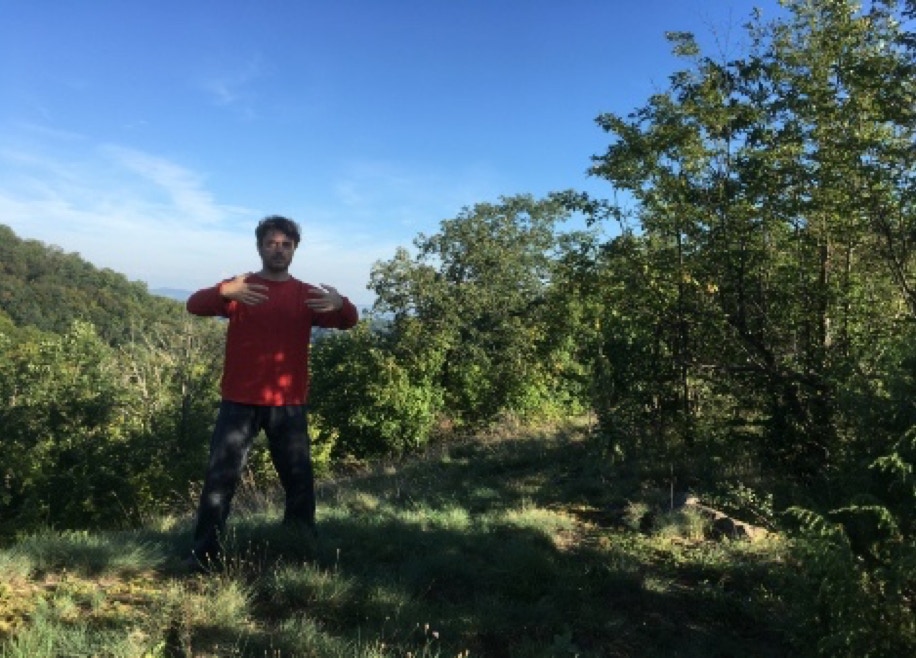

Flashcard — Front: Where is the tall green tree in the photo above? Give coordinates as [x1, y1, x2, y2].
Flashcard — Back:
[370, 194, 585, 427]
[588, 0, 916, 496]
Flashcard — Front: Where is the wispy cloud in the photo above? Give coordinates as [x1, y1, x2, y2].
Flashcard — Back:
[0, 142, 398, 304]
[0, 119, 504, 306]
[331, 158, 503, 232]
[0, 141, 255, 288]
[198, 55, 265, 117]
[101, 145, 227, 225]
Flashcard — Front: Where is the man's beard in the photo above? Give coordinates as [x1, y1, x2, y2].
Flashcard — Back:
[262, 255, 291, 273]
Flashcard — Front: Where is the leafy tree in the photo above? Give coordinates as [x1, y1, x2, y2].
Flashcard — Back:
[580, 1, 916, 651]
[587, 0, 916, 498]
[0, 322, 133, 529]
[0, 316, 227, 531]
[370, 195, 586, 427]
[114, 317, 225, 516]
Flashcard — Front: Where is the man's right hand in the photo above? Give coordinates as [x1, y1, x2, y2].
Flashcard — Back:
[219, 273, 269, 306]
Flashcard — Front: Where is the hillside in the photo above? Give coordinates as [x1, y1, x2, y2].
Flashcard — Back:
[0, 224, 186, 344]
[0, 423, 799, 657]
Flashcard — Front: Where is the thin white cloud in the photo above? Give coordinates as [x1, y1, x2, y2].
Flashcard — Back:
[331, 158, 503, 232]
[0, 143, 395, 304]
[198, 55, 265, 117]
[0, 143, 253, 287]
[1, 126, 506, 308]
[10, 121, 87, 144]
[101, 145, 226, 225]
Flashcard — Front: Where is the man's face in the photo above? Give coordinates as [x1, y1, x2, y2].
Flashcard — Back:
[258, 229, 296, 273]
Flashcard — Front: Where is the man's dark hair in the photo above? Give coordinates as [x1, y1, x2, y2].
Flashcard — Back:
[256, 215, 301, 247]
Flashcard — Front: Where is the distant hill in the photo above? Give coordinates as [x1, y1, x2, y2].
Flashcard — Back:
[0, 224, 186, 344]
[152, 288, 192, 303]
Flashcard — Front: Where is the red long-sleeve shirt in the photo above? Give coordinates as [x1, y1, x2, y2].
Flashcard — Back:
[186, 275, 358, 406]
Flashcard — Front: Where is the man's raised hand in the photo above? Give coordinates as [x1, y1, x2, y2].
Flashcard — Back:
[219, 273, 269, 306]
[306, 284, 343, 313]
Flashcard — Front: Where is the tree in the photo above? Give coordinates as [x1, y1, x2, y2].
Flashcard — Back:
[581, 4, 916, 648]
[0, 314, 224, 530]
[587, 0, 916, 497]
[0, 322, 134, 529]
[115, 316, 225, 516]
[370, 195, 586, 427]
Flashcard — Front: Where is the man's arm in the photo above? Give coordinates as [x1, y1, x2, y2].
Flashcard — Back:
[187, 285, 228, 317]
[187, 273, 269, 316]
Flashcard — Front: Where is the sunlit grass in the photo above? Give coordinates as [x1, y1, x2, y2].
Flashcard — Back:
[0, 550, 31, 581]
[1, 423, 796, 657]
[11, 529, 166, 576]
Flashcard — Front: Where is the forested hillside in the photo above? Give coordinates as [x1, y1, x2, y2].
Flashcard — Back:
[0, 224, 186, 344]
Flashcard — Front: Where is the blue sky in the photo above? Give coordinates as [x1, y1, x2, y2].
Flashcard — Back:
[1, 0, 784, 308]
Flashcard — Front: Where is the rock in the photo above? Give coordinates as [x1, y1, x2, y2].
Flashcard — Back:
[678, 495, 770, 542]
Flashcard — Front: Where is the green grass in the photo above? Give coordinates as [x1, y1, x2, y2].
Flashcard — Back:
[0, 423, 799, 657]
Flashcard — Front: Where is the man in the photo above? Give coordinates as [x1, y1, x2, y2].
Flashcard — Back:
[185, 215, 358, 569]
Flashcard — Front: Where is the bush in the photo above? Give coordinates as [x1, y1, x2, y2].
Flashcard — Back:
[309, 323, 443, 459]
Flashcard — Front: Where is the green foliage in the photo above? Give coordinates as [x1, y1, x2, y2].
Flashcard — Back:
[585, 0, 916, 496]
[113, 319, 224, 517]
[0, 316, 222, 532]
[576, 4, 916, 650]
[777, 421, 916, 656]
[785, 504, 914, 654]
[3, 2, 916, 651]
[0, 224, 186, 345]
[0, 322, 134, 529]
[310, 322, 443, 458]
[369, 195, 590, 428]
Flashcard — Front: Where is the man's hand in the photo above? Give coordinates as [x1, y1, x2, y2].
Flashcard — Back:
[306, 284, 343, 313]
[219, 273, 269, 306]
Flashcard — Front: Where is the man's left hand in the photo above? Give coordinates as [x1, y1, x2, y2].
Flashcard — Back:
[306, 284, 344, 313]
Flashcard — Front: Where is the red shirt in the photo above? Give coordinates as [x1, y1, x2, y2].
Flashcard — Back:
[186, 275, 358, 406]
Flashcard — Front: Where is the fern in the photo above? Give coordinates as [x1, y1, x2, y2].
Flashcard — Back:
[783, 435, 916, 656]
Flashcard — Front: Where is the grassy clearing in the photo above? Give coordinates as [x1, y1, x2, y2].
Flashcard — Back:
[0, 423, 798, 657]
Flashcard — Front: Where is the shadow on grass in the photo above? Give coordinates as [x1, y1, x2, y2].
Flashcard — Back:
[298, 432, 795, 656]
[206, 484, 794, 655]
[3, 430, 798, 657]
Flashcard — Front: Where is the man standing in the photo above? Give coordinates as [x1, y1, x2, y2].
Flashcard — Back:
[185, 215, 358, 569]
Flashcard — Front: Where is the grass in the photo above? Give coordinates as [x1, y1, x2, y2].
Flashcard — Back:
[0, 422, 799, 657]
